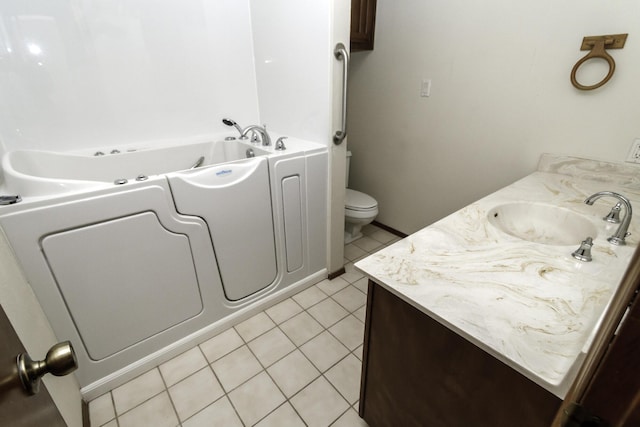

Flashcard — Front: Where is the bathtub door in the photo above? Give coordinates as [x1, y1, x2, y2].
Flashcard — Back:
[169, 157, 277, 301]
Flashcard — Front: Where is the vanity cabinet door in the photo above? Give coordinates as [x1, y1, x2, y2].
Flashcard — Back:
[359, 280, 560, 427]
[351, 0, 377, 51]
[579, 286, 640, 426]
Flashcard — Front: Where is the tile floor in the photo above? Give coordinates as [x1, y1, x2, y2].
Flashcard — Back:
[88, 224, 400, 427]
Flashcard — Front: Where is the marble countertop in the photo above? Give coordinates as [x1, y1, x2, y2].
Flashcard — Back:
[355, 154, 640, 398]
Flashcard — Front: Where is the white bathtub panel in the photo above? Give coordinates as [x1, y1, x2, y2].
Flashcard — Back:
[281, 176, 303, 272]
[0, 182, 228, 387]
[270, 155, 309, 285]
[169, 158, 277, 301]
[42, 212, 203, 361]
[305, 152, 329, 273]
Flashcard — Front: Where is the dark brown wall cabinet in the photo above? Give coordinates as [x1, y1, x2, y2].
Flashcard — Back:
[351, 0, 377, 51]
[359, 280, 561, 427]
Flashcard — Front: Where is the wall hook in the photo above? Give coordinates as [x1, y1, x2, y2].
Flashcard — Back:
[570, 33, 628, 90]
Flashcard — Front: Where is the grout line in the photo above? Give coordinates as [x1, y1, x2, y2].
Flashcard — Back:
[156, 365, 182, 425]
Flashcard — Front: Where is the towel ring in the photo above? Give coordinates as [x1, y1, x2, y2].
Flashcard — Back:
[570, 40, 615, 90]
[570, 34, 628, 91]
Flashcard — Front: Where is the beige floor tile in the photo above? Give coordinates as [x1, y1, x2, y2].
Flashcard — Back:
[325, 354, 362, 404]
[159, 346, 208, 387]
[279, 311, 324, 346]
[255, 403, 306, 427]
[352, 277, 369, 294]
[331, 408, 370, 426]
[352, 236, 383, 253]
[182, 397, 243, 427]
[307, 298, 349, 328]
[353, 344, 364, 361]
[332, 285, 367, 313]
[290, 377, 349, 427]
[235, 312, 275, 342]
[316, 277, 350, 295]
[344, 262, 364, 280]
[353, 305, 366, 323]
[168, 367, 224, 421]
[101, 420, 118, 427]
[211, 345, 263, 392]
[265, 298, 303, 324]
[267, 350, 320, 398]
[199, 328, 244, 363]
[344, 244, 367, 261]
[118, 391, 178, 427]
[292, 285, 328, 309]
[248, 327, 296, 367]
[360, 224, 381, 236]
[112, 369, 165, 415]
[300, 331, 349, 372]
[329, 315, 365, 351]
[370, 228, 397, 244]
[228, 371, 286, 426]
[88, 392, 115, 427]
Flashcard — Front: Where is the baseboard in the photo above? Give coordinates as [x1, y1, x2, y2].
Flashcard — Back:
[82, 399, 90, 427]
[372, 220, 408, 238]
[328, 267, 346, 280]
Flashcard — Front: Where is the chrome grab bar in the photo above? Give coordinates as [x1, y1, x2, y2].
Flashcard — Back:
[333, 43, 349, 145]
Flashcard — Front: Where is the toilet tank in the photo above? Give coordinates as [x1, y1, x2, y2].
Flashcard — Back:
[346, 151, 352, 187]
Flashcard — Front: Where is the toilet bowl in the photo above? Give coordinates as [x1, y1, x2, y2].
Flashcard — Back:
[345, 188, 378, 244]
[344, 151, 378, 244]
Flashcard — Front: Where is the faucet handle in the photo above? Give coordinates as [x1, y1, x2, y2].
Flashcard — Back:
[603, 202, 622, 223]
[275, 136, 288, 151]
[250, 131, 260, 143]
[572, 237, 593, 262]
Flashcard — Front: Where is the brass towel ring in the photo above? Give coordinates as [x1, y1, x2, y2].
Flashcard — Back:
[570, 34, 628, 91]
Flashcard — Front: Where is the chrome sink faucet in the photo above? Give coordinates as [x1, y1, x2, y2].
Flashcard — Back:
[585, 191, 633, 245]
[240, 124, 271, 146]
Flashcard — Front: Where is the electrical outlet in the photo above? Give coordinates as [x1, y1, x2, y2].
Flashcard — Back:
[625, 139, 640, 163]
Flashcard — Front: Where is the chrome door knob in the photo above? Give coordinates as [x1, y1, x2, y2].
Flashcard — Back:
[17, 341, 78, 395]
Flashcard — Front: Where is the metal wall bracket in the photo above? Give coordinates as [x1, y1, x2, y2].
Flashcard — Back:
[580, 34, 628, 51]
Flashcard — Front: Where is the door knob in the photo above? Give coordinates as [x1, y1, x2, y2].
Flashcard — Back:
[17, 341, 78, 395]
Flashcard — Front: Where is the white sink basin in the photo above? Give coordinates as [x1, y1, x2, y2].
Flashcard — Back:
[487, 203, 597, 246]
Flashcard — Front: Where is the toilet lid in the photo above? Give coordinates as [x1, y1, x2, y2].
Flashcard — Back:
[346, 189, 377, 210]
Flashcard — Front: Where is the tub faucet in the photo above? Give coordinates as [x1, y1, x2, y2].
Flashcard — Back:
[585, 191, 633, 245]
[240, 125, 271, 146]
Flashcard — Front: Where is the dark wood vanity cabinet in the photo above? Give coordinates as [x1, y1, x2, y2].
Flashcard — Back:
[359, 280, 561, 427]
[351, 0, 377, 51]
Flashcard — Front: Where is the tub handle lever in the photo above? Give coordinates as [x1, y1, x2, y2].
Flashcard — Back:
[190, 156, 205, 170]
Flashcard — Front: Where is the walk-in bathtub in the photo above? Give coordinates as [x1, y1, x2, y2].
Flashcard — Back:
[0, 136, 328, 398]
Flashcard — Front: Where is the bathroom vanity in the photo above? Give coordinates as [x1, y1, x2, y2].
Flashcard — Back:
[355, 155, 640, 427]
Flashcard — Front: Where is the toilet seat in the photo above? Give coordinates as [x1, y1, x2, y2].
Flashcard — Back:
[346, 189, 377, 211]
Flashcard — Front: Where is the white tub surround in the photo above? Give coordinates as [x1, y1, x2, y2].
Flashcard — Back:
[356, 154, 640, 399]
[0, 136, 328, 398]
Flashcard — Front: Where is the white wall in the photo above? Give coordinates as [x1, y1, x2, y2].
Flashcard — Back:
[347, 0, 640, 234]
[0, 0, 260, 154]
[250, 0, 332, 142]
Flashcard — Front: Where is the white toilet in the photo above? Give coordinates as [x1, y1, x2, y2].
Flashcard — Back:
[345, 151, 378, 244]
